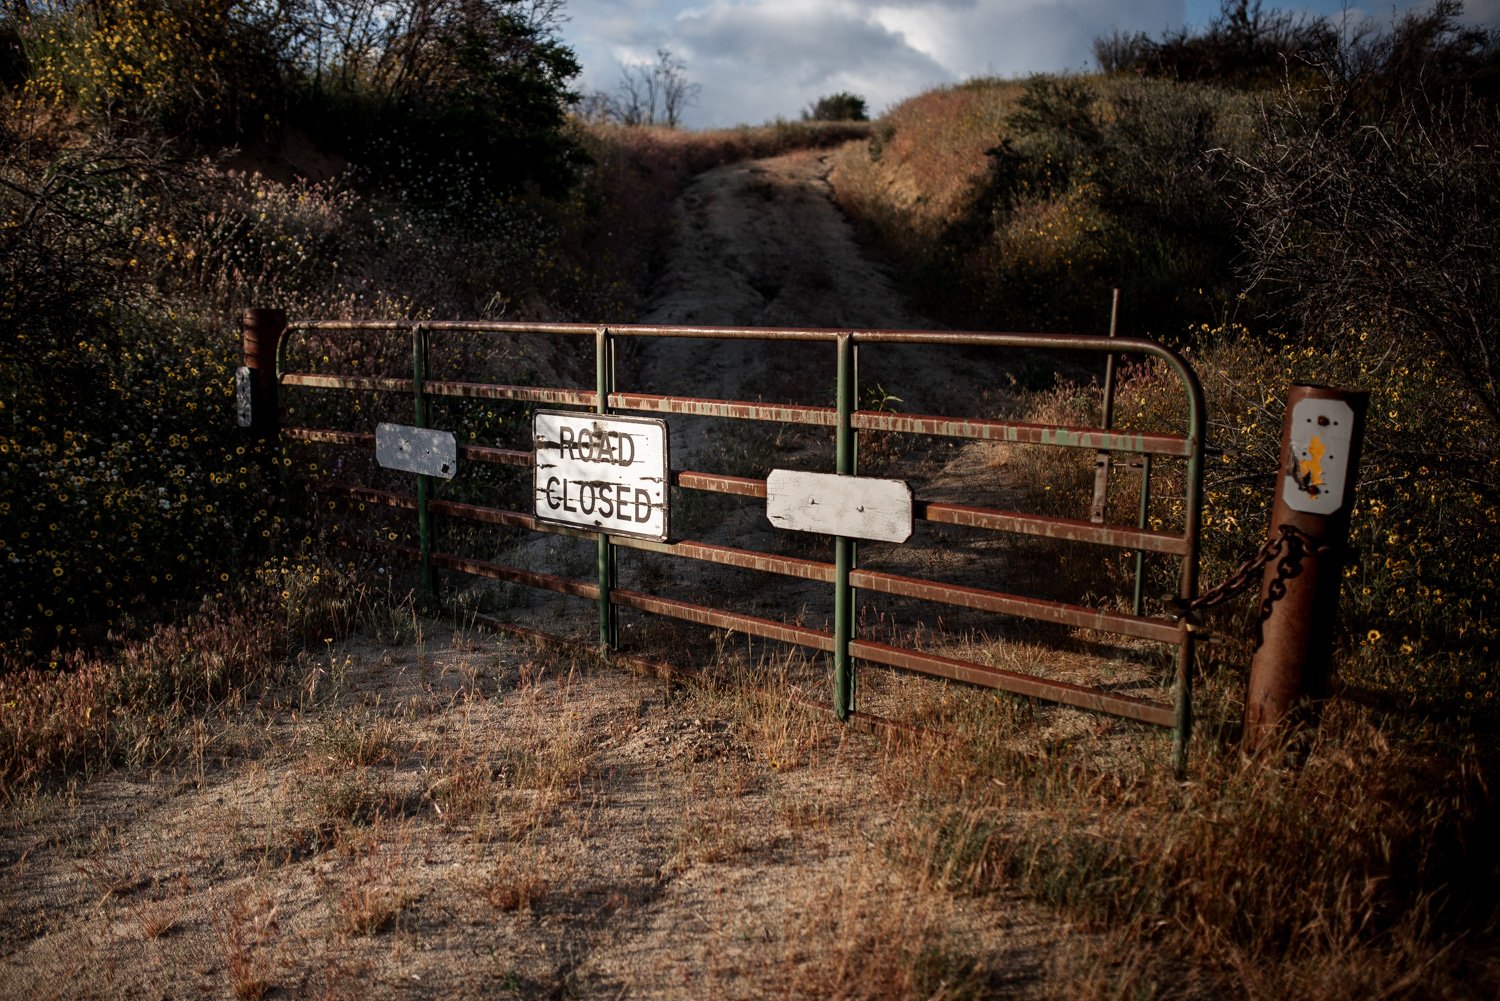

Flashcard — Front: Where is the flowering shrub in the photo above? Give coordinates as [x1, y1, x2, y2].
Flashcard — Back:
[1114, 327, 1498, 714]
[19, 0, 272, 137]
[0, 303, 278, 653]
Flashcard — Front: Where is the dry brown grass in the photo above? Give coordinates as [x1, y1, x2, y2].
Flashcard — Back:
[3, 607, 1492, 999]
[0, 597, 287, 798]
[213, 885, 281, 1001]
[857, 675, 1499, 1000]
[833, 81, 1023, 240]
[776, 864, 985, 1000]
[334, 829, 416, 935]
[478, 848, 551, 913]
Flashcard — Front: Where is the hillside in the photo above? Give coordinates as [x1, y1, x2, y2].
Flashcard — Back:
[4, 1, 1500, 998]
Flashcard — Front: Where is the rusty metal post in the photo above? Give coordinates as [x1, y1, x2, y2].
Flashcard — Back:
[241, 308, 286, 435]
[242, 308, 286, 548]
[1243, 384, 1368, 752]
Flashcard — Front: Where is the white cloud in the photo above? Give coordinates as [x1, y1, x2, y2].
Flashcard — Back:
[672, 0, 955, 124]
[559, 1, 1202, 127]
[873, 1, 1183, 78]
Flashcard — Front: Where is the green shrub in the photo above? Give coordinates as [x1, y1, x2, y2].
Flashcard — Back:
[805, 91, 868, 122]
[942, 74, 1251, 336]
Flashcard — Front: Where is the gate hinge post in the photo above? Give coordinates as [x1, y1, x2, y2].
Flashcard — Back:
[242, 308, 287, 554]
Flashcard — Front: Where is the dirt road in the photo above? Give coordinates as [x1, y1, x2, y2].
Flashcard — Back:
[629, 148, 1001, 459]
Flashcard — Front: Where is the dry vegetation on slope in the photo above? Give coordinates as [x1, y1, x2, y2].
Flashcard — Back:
[3, 1, 1500, 998]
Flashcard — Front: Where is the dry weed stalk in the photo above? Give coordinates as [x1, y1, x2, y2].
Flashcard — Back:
[337, 833, 414, 936]
[212, 885, 280, 1001]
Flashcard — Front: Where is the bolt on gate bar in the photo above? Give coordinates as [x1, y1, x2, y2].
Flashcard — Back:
[270, 318, 1206, 771]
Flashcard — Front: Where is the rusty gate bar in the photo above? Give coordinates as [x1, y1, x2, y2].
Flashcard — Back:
[849, 640, 1176, 726]
[275, 318, 1206, 771]
[850, 411, 1191, 455]
[847, 569, 1185, 644]
[284, 428, 531, 467]
[312, 480, 1184, 640]
[916, 502, 1187, 553]
[610, 394, 837, 427]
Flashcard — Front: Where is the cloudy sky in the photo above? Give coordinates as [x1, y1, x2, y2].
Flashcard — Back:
[559, 0, 1500, 127]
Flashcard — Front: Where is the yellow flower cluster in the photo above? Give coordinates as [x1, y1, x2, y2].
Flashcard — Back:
[22, 1, 236, 126]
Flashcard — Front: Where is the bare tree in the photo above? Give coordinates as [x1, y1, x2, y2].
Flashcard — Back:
[598, 46, 699, 127]
[654, 48, 699, 127]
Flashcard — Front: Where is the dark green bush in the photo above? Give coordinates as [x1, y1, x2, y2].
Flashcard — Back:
[943, 74, 1248, 337]
[805, 92, 868, 122]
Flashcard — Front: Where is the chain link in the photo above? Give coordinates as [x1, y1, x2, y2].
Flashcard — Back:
[1169, 524, 1338, 624]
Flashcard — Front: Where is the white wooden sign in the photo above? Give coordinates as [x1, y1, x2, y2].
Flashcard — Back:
[765, 469, 913, 543]
[376, 422, 457, 479]
[1282, 398, 1355, 515]
[533, 411, 669, 541]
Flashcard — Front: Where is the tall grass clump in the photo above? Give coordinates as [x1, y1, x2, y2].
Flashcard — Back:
[0, 550, 374, 799]
[880, 696, 1497, 999]
[0, 596, 280, 795]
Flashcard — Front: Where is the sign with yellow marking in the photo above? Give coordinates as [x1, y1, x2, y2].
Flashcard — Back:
[1282, 398, 1355, 514]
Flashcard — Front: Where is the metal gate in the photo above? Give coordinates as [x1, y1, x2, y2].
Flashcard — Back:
[249, 313, 1205, 769]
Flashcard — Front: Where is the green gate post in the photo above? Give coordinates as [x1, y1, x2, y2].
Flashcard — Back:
[1167, 345, 1207, 778]
[596, 327, 619, 650]
[833, 334, 856, 720]
[411, 324, 435, 601]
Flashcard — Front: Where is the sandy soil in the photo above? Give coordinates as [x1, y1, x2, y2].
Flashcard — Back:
[0, 146, 1139, 999]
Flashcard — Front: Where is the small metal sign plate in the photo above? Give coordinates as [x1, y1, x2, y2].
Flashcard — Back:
[533, 411, 669, 541]
[375, 423, 457, 479]
[235, 366, 253, 428]
[1282, 398, 1355, 515]
[766, 469, 914, 543]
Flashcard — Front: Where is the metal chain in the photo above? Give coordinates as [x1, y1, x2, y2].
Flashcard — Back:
[1169, 524, 1338, 622]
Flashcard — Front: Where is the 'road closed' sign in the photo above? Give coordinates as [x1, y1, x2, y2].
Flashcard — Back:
[533, 411, 669, 541]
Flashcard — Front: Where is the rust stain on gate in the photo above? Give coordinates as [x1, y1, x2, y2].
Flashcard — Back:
[264, 316, 1206, 771]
